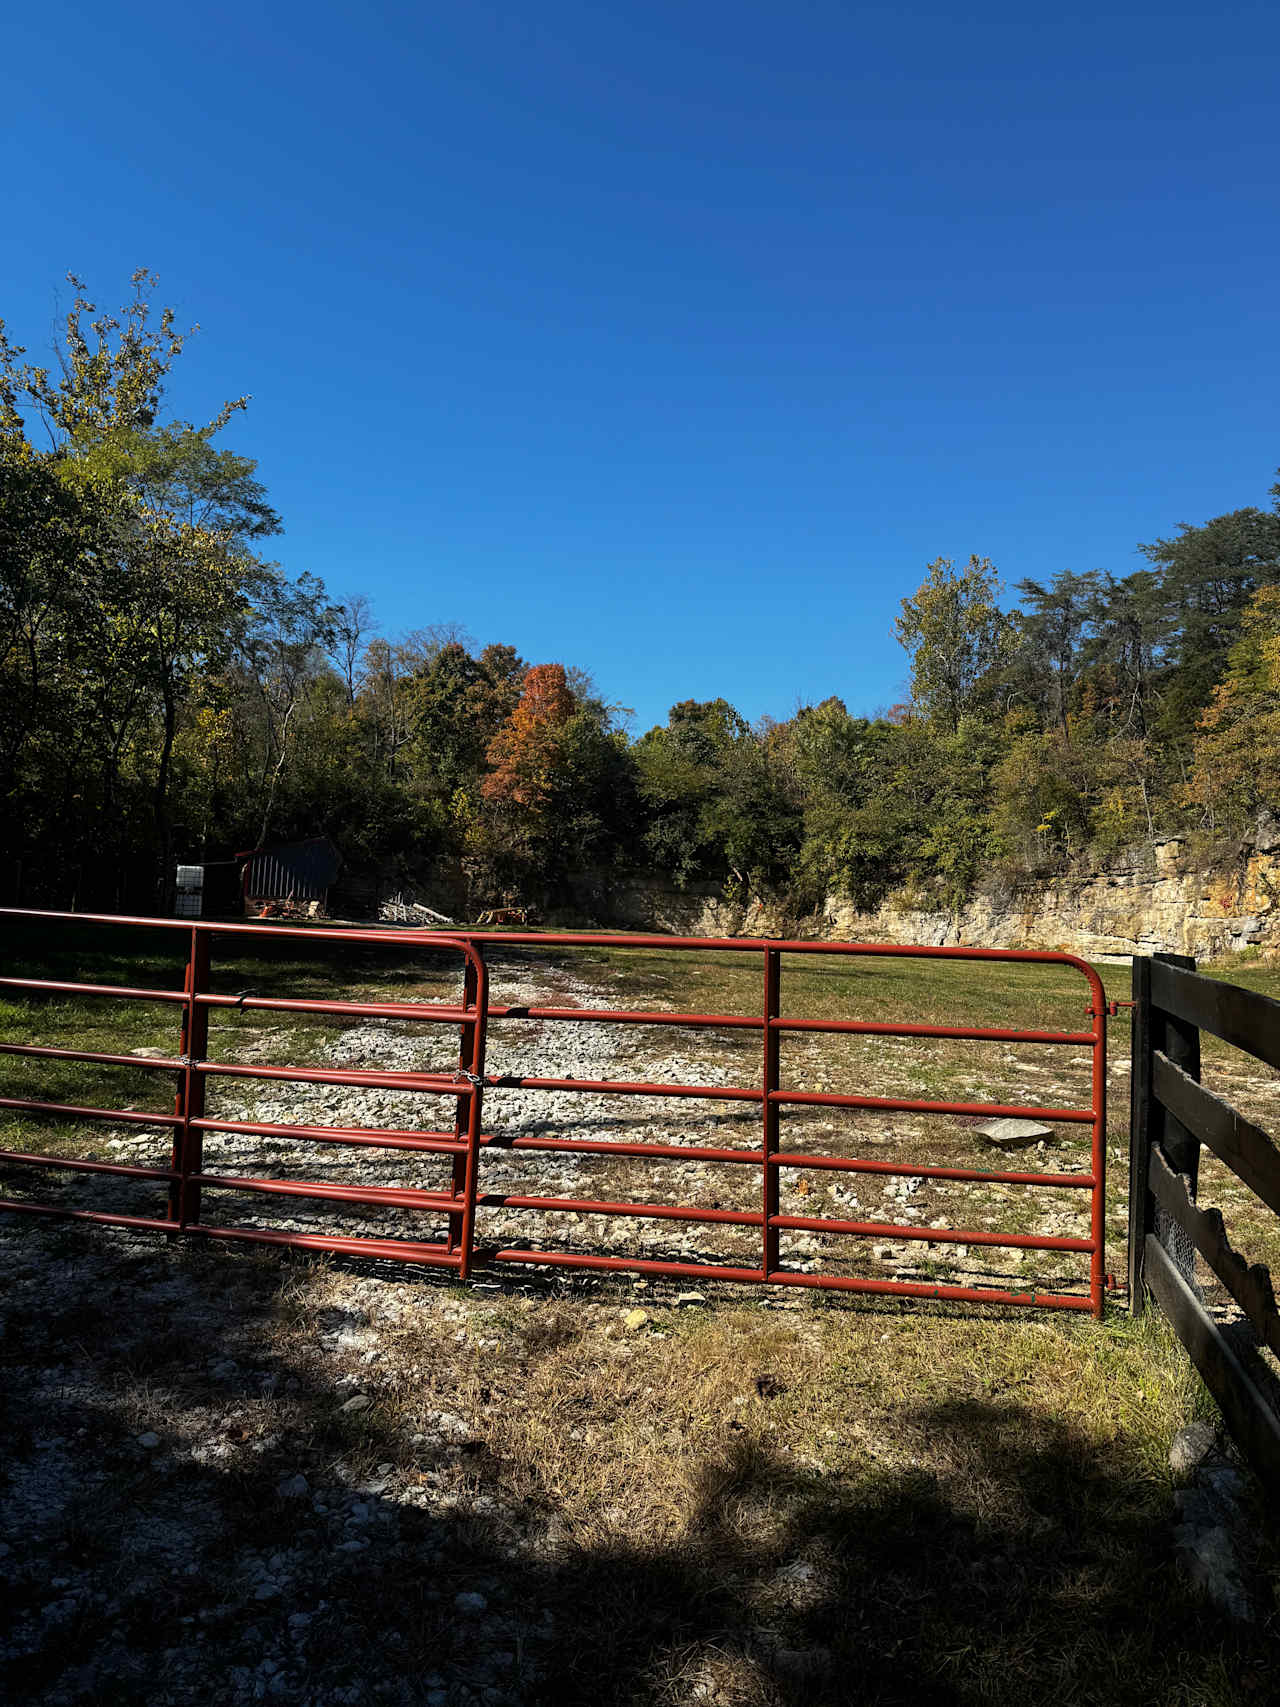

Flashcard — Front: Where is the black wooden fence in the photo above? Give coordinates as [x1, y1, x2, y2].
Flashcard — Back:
[1129, 952, 1280, 1495]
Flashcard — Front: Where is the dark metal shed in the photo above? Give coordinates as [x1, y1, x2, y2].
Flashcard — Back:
[238, 837, 342, 908]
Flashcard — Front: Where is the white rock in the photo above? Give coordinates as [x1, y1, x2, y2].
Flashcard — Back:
[1169, 1422, 1217, 1477]
[977, 1118, 1052, 1148]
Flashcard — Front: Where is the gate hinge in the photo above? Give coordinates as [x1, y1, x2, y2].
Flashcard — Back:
[1106, 999, 1136, 1018]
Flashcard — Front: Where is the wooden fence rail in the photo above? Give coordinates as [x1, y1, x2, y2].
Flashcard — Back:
[1129, 952, 1280, 1495]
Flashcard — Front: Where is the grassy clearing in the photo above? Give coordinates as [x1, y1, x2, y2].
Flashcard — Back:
[0, 917, 467, 1164]
[3, 923, 1278, 1298]
[2, 924, 1279, 1702]
[490, 943, 1107, 1299]
[549, 940, 1280, 1312]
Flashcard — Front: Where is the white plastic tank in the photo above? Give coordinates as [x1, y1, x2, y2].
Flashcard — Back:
[174, 864, 204, 918]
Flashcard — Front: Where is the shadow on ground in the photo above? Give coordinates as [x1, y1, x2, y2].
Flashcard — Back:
[0, 1224, 1275, 1707]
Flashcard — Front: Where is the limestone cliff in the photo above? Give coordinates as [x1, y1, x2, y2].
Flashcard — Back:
[581, 839, 1280, 960]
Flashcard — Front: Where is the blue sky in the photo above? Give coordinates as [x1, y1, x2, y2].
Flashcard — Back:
[4, 2, 1278, 731]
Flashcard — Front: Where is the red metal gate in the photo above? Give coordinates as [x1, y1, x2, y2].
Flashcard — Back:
[0, 911, 1109, 1315]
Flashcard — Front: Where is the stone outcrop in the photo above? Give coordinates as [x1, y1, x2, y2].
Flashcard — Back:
[575, 838, 1280, 960]
[819, 839, 1280, 959]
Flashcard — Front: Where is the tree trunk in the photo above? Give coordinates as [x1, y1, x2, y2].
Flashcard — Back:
[154, 678, 178, 898]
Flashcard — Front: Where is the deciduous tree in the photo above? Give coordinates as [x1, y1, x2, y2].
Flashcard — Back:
[895, 555, 1013, 731]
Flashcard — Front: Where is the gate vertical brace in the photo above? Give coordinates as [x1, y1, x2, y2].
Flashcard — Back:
[455, 948, 488, 1281]
[448, 957, 479, 1260]
[1127, 954, 1152, 1315]
[762, 947, 780, 1279]
[1089, 979, 1107, 1319]
[171, 928, 210, 1230]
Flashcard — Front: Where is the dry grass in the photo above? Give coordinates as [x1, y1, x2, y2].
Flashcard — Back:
[2, 1228, 1274, 1706]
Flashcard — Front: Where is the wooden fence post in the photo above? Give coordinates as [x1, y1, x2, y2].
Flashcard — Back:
[1127, 954, 1152, 1315]
[1130, 951, 1204, 1310]
[1151, 951, 1201, 1287]
[1152, 953, 1202, 1173]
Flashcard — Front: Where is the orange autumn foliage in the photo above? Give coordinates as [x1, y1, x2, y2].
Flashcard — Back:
[481, 663, 576, 809]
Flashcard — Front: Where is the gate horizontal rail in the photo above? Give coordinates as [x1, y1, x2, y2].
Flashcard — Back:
[0, 909, 1108, 1314]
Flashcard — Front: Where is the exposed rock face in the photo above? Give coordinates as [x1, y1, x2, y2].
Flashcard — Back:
[579, 839, 1280, 959]
[820, 841, 1280, 959]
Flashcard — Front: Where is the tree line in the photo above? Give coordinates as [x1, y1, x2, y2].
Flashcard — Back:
[3, 275, 1279, 917]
